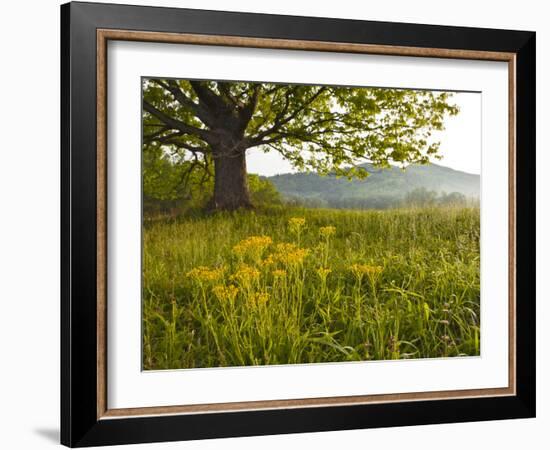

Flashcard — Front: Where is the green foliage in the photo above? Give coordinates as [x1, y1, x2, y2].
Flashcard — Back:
[143, 148, 281, 215]
[142, 206, 480, 369]
[143, 144, 211, 201]
[143, 143, 212, 215]
[248, 174, 282, 207]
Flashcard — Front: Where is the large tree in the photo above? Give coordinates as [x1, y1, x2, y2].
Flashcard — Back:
[142, 79, 458, 211]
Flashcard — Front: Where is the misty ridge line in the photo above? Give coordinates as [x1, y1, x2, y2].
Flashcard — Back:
[260, 162, 480, 210]
[250, 161, 481, 178]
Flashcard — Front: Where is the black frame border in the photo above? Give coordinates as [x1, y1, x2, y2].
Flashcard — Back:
[61, 2, 536, 447]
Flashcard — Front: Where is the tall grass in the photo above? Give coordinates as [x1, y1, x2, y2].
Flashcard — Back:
[142, 206, 480, 370]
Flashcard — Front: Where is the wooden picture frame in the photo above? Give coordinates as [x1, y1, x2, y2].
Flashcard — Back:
[61, 1, 535, 447]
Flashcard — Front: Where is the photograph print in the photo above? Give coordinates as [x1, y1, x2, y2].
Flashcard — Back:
[141, 78, 481, 370]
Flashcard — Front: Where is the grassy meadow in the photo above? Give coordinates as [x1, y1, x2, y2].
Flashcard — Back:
[142, 206, 480, 370]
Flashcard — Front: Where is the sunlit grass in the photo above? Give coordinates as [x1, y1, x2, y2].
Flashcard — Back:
[142, 206, 480, 370]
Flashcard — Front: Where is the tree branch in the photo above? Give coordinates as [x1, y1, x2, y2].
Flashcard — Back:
[143, 100, 211, 142]
[237, 84, 260, 134]
[250, 86, 328, 144]
[189, 81, 227, 112]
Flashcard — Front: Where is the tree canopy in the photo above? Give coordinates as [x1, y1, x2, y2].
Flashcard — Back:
[142, 78, 458, 210]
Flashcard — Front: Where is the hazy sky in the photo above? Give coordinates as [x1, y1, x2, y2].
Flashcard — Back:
[247, 92, 481, 176]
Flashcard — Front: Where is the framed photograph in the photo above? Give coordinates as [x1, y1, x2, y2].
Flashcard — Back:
[61, 1, 536, 447]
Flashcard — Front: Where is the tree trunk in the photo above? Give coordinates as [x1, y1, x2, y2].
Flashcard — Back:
[209, 150, 253, 211]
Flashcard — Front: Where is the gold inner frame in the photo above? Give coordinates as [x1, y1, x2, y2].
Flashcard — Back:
[96, 29, 517, 420]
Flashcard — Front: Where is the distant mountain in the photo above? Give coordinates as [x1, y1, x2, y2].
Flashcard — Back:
[266, 163, 480, 209]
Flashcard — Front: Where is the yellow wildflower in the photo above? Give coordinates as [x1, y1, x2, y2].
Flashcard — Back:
[247, 292, 270, 307]
[233, 235, 272, 260]
[260, 254, 276, 267]
[186, 266, 225, 283]
[288, 217, 306, 242]
[272, 269, 287, 278]
[274, 242, 298, 254]
[272, 242, 309, 266]
[230, 264, 260, 286]
[319, 226, 336, 238]
[349, 264, 383, 278]
[276, 247, 309, 266]
[316, 267, 332, 279]
[212, 284, 239, 303]
[288, 217, 306, 229]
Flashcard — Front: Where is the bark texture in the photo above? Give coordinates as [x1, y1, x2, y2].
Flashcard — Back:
[209, 148, 252, 211]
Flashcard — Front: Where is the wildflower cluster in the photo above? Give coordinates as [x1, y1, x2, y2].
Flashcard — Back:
[273, 243, 309, 266]
[247, 292, 270, 307]
[187, 266, 225, 283]
[288, 217, 306, 244]
[185, 221, 342, 313]
[319, 226, 336, 238]
[230, 263, 261, 286]
[233, 235, 272, 261]
[316, 267, 332, 279]
[212, 284, 239, 303]
[349, 264, 383, 278]
[260, 254, 276, 267]
[288, 217, 306, 232]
